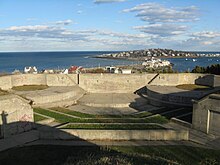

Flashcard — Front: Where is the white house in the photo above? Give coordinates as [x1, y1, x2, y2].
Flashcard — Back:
[121, 69, 132, 74]
[24, 66, 38, 74]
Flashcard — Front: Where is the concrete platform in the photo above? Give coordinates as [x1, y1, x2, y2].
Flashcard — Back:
[146, 85, 218, 107]
[68, 105, 139, 115]
[12, 86, 86, 107]
[78, 93, 148, 108]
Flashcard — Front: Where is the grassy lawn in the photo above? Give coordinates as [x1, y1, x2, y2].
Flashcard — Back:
[0, 88, 8, 96]
[34, 108, 169, 124]
[176, 84, 212, 91]
[0, 145, 219, 165]
[51, 107, 134, 118]
[64, 123, 164, 130]
[12, 85, 48, 91]
[34, 114, 48, 122]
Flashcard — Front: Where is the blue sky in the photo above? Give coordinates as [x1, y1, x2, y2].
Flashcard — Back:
[0, 0, 220, 51]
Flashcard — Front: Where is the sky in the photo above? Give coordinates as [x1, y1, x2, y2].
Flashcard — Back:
[0, 0, 220, 52]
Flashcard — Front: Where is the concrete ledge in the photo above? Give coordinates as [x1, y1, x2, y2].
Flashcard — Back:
[146, 85, 217, 107]
[13, 86, 86, 106]
[40, 129, 189, 141]
[171, 118, 192, 128]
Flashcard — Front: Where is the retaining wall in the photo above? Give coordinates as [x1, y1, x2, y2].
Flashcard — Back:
[0, 95, 34, 138]
[39, 129, 188, 141]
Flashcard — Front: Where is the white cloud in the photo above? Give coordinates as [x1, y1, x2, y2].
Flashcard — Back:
[1, 23, 220, 51]
[0, 24, 155, 51]
[94, 0, 126, 4]
[123, 3, 199, 24]
[134, 24, 187, 37]
[192, 31, 220, 38]
[55, 19, 73, 26]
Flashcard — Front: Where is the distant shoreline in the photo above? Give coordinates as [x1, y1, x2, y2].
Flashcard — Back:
[93, 55, 208, 61]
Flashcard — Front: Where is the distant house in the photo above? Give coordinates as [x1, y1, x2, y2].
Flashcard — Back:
[61, 69, 69, 74]
[114, 68, 122, 74]
[121, 69, 132, 74]
[24, 66, 38, 74]
[105, 66, 116, 73]
[42, 69, 54, 74]
[68, 66, 83, 74]
[12, 69, 22, 75]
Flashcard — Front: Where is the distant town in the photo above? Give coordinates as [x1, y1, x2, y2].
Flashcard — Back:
[95, 48, 220, 60]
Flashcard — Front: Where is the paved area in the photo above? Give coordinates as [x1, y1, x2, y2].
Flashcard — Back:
[12, 86, 80, 98]
[148, 85, 217, 98]
[69, 93, 157, 115]
[11, 86, 86, 107]
[78, 93, 149, 108]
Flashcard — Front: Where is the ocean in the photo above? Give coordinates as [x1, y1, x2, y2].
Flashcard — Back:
[0, 51, 219, 73]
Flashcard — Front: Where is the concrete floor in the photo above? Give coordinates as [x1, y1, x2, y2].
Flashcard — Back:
[69, 93, 158, 115]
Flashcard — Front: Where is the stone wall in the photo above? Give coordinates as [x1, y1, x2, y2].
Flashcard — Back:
[192, 94, 220, 137]
[0, 95, 33, 138]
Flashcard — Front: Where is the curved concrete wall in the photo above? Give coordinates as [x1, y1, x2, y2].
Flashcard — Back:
[0, 73, 211, 92]
[0, 74, 77, 90]
[79, 73, 209, 93]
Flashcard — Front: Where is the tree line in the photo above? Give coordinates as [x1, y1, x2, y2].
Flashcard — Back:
[191, 64, 220, 75]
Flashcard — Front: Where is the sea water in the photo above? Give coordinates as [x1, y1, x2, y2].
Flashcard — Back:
[0, 51, 219, 73]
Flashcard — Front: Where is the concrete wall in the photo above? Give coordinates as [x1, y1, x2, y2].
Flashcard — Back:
[192, 94, 220, 137]
[195, 75, 220, 87]
[150, 73, 208, 86]
[79, 74, 156, 93]
[11, 74, 47, 87]
[0, 74, 77, 90]
[39, 128, 188, 141]
[0, 76, 12, 90]
[46, 74, 77, 86]
[0, 95, 33, 138]
[0, 73, 213, 92]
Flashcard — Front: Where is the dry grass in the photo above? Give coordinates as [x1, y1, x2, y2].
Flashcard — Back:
[0, 88, 8, 96]
[12, 85, 49, 91]
[176, 84, 212, 91]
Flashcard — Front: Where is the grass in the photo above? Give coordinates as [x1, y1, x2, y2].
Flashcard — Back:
[12, 85, 48, 91]
[64, 123, 164, 130]
[50, 107, 134, 118]
[176, 84, 212, 91]
[132, 111, 152, 118]
[0, 145, 219, 165]
[0, 88, 8, 96]
[34, 114, 48, 122]
[34, 108, 169, 124]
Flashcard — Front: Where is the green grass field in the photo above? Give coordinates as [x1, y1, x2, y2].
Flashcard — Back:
[33, 108, 169, 124]
[51, 107, 136, 118]
[0, 145, 219, 165]
[34, 114, 48, 122]
[64, 123, 164, 130]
